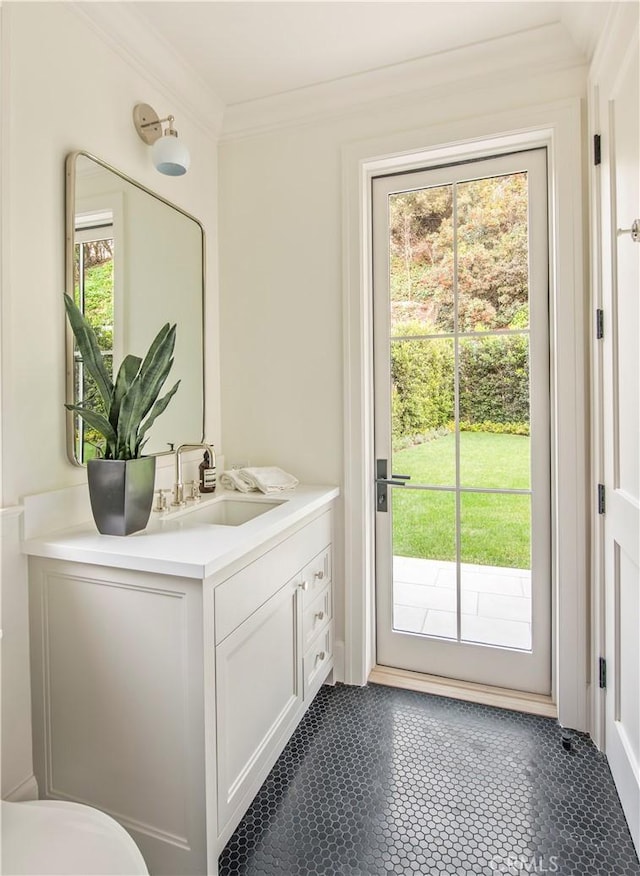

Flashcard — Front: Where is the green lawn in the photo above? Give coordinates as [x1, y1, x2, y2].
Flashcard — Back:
[391, 432, 531, 568]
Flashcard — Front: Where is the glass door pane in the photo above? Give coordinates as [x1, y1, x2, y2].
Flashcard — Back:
[392, 490, 457, 639]
[460, 492, 532, 649]
[391, 338, 455, 486]
[389, 185, 453, 334]
[456, 172, 530, 332]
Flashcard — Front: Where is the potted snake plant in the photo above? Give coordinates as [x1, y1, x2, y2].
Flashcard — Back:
[64, 293, 180, 535]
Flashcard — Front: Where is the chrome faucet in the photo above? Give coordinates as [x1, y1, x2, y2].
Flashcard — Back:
[172, 443, 216, 506]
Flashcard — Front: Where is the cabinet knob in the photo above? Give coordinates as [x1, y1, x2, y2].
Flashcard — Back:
[315, 611, 325, 622]
[299, 580, 310, 591]
[317, 651, 326, 662]
[314, 570, 325, 580]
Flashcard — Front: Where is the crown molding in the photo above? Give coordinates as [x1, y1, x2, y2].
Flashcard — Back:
[589, 2, 639, 83]
[221, 22, 586, 141]
[69, 2, 224, 141]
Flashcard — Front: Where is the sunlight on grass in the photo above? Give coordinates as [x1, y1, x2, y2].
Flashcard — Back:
[392, 431, 530, 489]
[461, 492, 530, 568]
[392, 490, 456, 562]
[391, 432, 531, 568]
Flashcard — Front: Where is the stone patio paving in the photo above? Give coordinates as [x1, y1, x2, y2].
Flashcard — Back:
[393, 555, 532, 650]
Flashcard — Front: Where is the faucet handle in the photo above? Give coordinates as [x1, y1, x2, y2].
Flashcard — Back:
[154, 489, 168, 513]
[186, 480, 201, 502]
[171, 483, 185, 507]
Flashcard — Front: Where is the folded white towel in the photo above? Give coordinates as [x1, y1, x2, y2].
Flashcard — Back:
[219, 470, 253, 492]
[237, 466, 299, 494]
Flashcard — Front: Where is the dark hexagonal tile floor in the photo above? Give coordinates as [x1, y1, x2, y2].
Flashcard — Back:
[219, 683, 640, 875]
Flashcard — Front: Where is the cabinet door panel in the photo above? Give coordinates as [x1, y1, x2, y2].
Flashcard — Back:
[216, 578, 301, 830]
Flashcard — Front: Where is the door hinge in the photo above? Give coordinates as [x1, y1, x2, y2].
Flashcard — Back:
[599, 657, 607, 689]
[598, 483, 606, 514]
[594, 134, 602, 166]
[596, 308, 604, 340]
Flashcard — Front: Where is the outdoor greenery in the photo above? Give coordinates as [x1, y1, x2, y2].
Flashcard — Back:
[393, 431, 530, 490]
[391, 328, 530, 443]
[388, 172, 533, 569]
[391, 333, 454, 439]
[74, 241, 115, 457]
[80, 259, 114, 350]
[389, 173, 531, 447]
[389, 174, 529, 332]
[392, 433, 531, 568]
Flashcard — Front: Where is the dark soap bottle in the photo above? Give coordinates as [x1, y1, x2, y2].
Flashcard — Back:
[199, 451, 216, 493]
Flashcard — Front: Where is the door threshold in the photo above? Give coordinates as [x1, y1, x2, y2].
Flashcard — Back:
[369, 665, 557, 718]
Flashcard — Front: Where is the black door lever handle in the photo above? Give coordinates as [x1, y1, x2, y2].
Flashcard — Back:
[375, 460, 411, 512]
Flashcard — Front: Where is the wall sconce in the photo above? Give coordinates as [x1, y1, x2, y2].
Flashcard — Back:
[133, 103, 190, 176]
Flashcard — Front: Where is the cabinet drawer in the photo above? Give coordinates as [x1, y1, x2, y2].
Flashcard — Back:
[302, 586, 331, 650]
[215, 511, 331, 643]
[303, 626, 333, 698]
[300, 546, 331, 605]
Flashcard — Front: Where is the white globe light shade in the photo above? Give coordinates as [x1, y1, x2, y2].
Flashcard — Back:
[152, 134, 190, 176]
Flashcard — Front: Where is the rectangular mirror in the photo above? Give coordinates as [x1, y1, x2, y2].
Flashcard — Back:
[65, 151, 205, 465]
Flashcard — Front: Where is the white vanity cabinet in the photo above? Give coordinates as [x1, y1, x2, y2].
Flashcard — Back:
[26, 494, 336, 876]
[213, 509, 333, 843]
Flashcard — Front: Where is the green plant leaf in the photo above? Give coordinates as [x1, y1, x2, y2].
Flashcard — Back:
[120, 331, 177, 455]
[115, 381, 143, 460]
[136, 380, 181, 453]
[140, 323, 172, 371]
[135, 325, 177, 424]
[65, 403, 117, 457]
[109, 354, 142, 430]
[114, 324, 177, 458]
[64, 300, 180, 460]
[63, 293, 113, 412]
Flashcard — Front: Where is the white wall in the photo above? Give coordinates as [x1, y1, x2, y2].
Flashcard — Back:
[218, 60, 589, 678]
[0, 2, 221, 798]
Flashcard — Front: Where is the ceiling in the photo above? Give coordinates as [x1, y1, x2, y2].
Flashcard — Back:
[131, 1, 613, 107]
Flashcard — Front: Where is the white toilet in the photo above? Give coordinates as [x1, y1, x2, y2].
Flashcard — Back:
[1, 799, 149, 875]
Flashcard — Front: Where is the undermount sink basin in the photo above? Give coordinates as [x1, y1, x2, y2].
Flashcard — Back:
[179, 498, 284, 527]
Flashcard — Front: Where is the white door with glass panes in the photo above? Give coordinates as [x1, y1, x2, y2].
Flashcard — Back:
[373, 149, 551, 694]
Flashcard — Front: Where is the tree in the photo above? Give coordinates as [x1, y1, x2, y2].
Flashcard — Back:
[388, 173, 531, 445]
[389, 172, 529, 333]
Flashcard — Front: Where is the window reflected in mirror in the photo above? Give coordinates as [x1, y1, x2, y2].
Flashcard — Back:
[73, 213, 115, 462]
[65, 152, 205, 466]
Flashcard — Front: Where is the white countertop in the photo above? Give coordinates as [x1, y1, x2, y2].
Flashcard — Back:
[22, 485, 339, 579]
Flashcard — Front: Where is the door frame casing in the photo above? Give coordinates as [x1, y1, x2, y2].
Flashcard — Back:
[342, 99, 589, 732]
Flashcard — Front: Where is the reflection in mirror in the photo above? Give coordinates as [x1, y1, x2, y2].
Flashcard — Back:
[66, 152, 205, 465]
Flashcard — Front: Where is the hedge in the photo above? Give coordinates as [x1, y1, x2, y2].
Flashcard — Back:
[391, 327, 529, 442]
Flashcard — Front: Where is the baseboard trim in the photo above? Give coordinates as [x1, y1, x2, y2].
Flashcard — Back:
[4, 774, 39, 802]
[369, 665, 557, 718]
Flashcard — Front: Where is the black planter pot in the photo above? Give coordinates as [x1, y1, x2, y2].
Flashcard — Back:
[87, 457, 156, 536]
